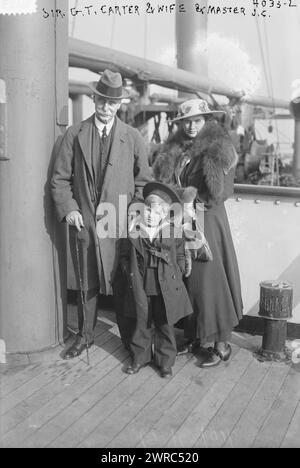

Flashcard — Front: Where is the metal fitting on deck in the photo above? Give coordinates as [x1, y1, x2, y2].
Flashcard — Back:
[257, 281, 293, 362]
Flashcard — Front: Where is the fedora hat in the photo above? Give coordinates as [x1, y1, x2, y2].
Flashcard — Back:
[143, 181, 182, 205]
[169, 98, 225, 122]
[89, 69, 129, 100]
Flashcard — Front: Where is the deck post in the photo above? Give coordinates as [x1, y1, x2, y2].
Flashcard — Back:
[70, 94, 83, 125]
[290, 98, 300, 178]
[0, 1, 69, 353]
[258, 281, 293, 361]
[176, 0, 208, 98]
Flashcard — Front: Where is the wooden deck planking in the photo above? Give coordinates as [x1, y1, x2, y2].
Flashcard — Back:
[107, 359, 199, 448]
[18, 353, 133, 447]
[78, 373, 167, 448]
[140, 345, 241, 448]
[45, 363, 154, 448]
[281, 396, 300, 447]
[78, 352, 206, 448]
[1, 329, 300, 448]
[165, 348, 253, 448]
[253, 367, 300, 448]
[0, 339, 73, 393]
[0, 333, 123, 435]
[0, 325, 118, 419]
[1, 336, 126, 448]
[106, 352, 230, 449]
[0, 320, 108, 399]
[222, 362, 290, 448]
[196, 358, 271, 448]
[0, 363, 43, 397]
[50, 354, 193, 448]
[1, 361, 76, 417]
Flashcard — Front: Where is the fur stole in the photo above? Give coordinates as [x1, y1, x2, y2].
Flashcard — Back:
[151, 122, 237, 203]
[152, 130, 194, 185]
[190, 121, 238, 203]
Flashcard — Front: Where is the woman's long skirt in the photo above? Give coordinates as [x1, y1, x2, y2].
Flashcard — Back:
[184, 203, 243, 344]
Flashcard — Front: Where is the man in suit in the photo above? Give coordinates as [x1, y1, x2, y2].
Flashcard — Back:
[51, 69, 151, 359]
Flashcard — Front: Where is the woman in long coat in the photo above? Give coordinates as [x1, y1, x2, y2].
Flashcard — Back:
[153, 99, 243, 367]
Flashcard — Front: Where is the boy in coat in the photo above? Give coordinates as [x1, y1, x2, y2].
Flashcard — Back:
[121, 181, 194, 378]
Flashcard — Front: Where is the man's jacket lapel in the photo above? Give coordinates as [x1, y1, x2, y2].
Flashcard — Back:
[77, 115, 94, 181]
[100, 118, 126, 202]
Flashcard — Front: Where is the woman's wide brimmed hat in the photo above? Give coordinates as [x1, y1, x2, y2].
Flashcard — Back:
[143, 181, 182, 205]
[89, 69, 129, 100]
[169, 98, 225, 122]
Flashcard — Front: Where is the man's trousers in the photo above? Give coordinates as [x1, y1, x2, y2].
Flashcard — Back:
[77, 287, 99, 344]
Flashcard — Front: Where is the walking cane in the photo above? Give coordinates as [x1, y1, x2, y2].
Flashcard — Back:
[75, 229, 90, 366]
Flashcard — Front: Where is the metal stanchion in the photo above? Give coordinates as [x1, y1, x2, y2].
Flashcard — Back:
[257, 281, 293, 362]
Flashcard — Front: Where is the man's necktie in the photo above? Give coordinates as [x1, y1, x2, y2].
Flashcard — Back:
[102, 126, 107, 141]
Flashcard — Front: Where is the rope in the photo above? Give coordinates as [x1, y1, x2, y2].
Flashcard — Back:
[263, 20, 281, 176]
[255, 17, 281, 184]
[258, 120, 292, 145]
[255, 17, 272, 99]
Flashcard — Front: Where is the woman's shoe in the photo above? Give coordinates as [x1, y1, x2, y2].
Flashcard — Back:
[199, 347, 221, 368]
[214, 343, 232, 362]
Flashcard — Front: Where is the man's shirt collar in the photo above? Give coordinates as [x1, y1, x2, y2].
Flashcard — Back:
[94, 115, 115, 136]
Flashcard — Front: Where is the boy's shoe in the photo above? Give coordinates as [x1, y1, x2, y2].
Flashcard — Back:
[124, 362, 145, 374]
[160, 367, 173, 378]
[177, 340, 200, 355]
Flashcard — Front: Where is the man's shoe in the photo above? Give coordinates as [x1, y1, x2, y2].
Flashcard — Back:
[214, 343, 232, 362]
[63, 341, 94, 360]
[160, 367, 173, 378]
[125, 363, 144, 374]
[200, 347, 221, 368]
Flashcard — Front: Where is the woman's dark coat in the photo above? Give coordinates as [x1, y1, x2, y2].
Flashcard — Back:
[152, 121, 243, 343]
[180, 121, 243, 343]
